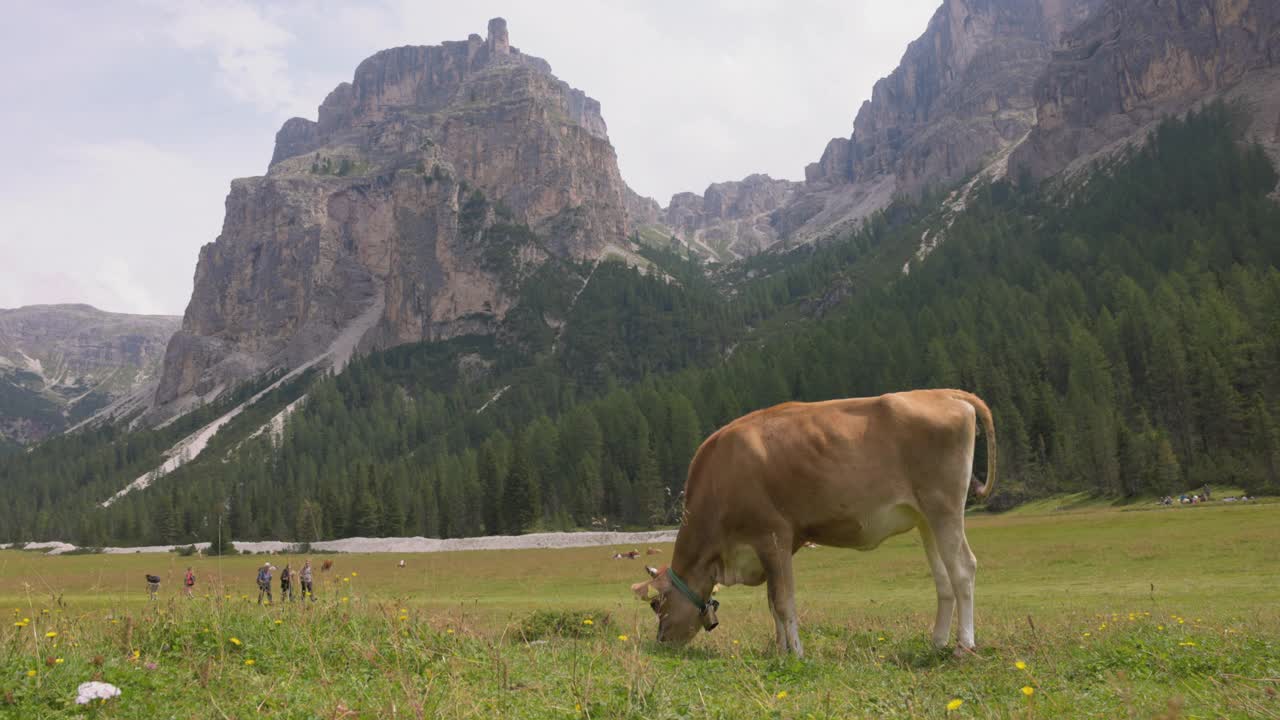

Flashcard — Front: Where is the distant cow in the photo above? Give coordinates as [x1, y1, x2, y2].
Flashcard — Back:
[629, 390, 996, 657]
[398, 560, 406, 568]
[646, 548, 662, 556]
[321, 560, 334, 572]
[612, 550, 641, 560]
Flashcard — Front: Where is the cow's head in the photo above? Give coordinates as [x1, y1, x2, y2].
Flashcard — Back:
[630, 565, 718, 646]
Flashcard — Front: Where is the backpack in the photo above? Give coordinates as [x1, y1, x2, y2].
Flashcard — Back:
[145, 574, 161, 585]
[185, 571, 195, 586]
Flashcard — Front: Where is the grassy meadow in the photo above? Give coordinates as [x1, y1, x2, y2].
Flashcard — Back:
[2, 501, 1278, 718]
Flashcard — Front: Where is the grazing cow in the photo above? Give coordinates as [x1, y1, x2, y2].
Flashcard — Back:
[629, 390, 995, 657]
[321, 560, 334, 572]
[646, 548, 663, 556]
[612, 550, 641, 560]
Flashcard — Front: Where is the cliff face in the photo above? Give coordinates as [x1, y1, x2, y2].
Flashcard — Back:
[622, 184, 662, 228]
[660, 175, 801, 259]
[1013, 0, 1280, 179]
[154, 19, 631, 414]
[644, 0, 1106, 254]
[0, 305, 179, 443]
[790, 0, 1105, 240]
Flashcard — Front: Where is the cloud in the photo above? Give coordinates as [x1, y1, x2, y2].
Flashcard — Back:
[164, 1, 308, 117]
[0, 139, 238, 315]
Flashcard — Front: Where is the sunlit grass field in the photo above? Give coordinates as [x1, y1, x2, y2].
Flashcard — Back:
[2, 501, 1277, 718]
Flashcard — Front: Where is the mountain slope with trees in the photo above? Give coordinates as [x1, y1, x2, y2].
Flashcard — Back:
[1, 105, 1277, 545]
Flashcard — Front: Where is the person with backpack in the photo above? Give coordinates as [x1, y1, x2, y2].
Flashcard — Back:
[280, 563, 294, 602]
[256, 563, 274, 605]
[145, 573, 161, 601]
[299, 560, 314, 601]
[183, 567, 196, 598]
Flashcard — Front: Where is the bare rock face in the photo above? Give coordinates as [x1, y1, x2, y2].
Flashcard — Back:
[1013, 0, 1280, 179]
[0, 305, 179, 442]
[660, 175, 801, 259]
[795, 0, 1105, 235]
[154, 19, 630, 414]
[645, 0, 1105, 253]
[622, 184, 662, 228]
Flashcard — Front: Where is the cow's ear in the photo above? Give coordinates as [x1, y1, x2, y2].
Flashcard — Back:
[630, 580, 652, 601]
[645, 566, 659, 579]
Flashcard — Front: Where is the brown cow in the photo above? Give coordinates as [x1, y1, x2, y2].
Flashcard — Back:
[629, 390, 995, 657]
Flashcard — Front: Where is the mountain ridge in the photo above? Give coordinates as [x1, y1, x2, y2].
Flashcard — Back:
[0, 304, 180, 443]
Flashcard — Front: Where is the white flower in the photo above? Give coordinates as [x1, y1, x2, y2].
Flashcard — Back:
[75, 681, 122, 705]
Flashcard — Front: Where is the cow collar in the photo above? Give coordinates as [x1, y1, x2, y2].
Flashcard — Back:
[667, 567, 717, 616]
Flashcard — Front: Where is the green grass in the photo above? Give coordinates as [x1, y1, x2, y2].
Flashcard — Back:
[2, 503, 1278, 718]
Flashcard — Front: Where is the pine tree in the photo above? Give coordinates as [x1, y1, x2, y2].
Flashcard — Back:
[502, 434, 540, 534]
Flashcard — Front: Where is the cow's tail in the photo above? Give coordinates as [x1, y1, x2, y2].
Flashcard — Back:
[954, 391, 996, 499]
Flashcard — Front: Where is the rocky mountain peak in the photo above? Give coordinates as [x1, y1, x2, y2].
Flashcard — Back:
[153, 20, 631, 416]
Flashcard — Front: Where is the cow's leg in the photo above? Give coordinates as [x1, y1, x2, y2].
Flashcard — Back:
[918, 521, 955, 648]
[934, 514, 978, 651]
[767, 591, 787, 651]
[762, 549, 803, 657]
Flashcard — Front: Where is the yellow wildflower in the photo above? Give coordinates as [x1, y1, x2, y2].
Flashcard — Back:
[582, 619, 594, 626]
[351, 572, 358, 577]
[45, 631, 58, 638]
[1015, 661, 1027, 670]
[229, 637, 241, 646]
[618, 634, 629, 641]
[54, 658, 63, 664]
[1021, 686, 1034, 697]
[776, 691, 788, 699]
[946, 698, 964, 712]
[274, 620, 282, 625]
[446, 628, 454, 634]
[1179, 641, 1197, 647]
[244, 659, 255, 665]
[26, 670, 36, 677]
[1157, 625, 1165, 631]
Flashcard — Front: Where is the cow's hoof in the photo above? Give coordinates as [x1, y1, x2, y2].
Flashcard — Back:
[952, 645, 979, 659]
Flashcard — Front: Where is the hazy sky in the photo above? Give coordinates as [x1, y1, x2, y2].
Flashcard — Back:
[0, 1, 939, 316]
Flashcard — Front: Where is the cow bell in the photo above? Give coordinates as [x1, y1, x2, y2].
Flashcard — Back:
[702, 598, 720, 632]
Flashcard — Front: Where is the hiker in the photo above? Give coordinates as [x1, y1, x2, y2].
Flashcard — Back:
[280, 563, 294, 602]
[183, 567, 196, 598]
[299, 560, 314, 601]
[256, 563, 274, 605]
[145, 574, 161, 601]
